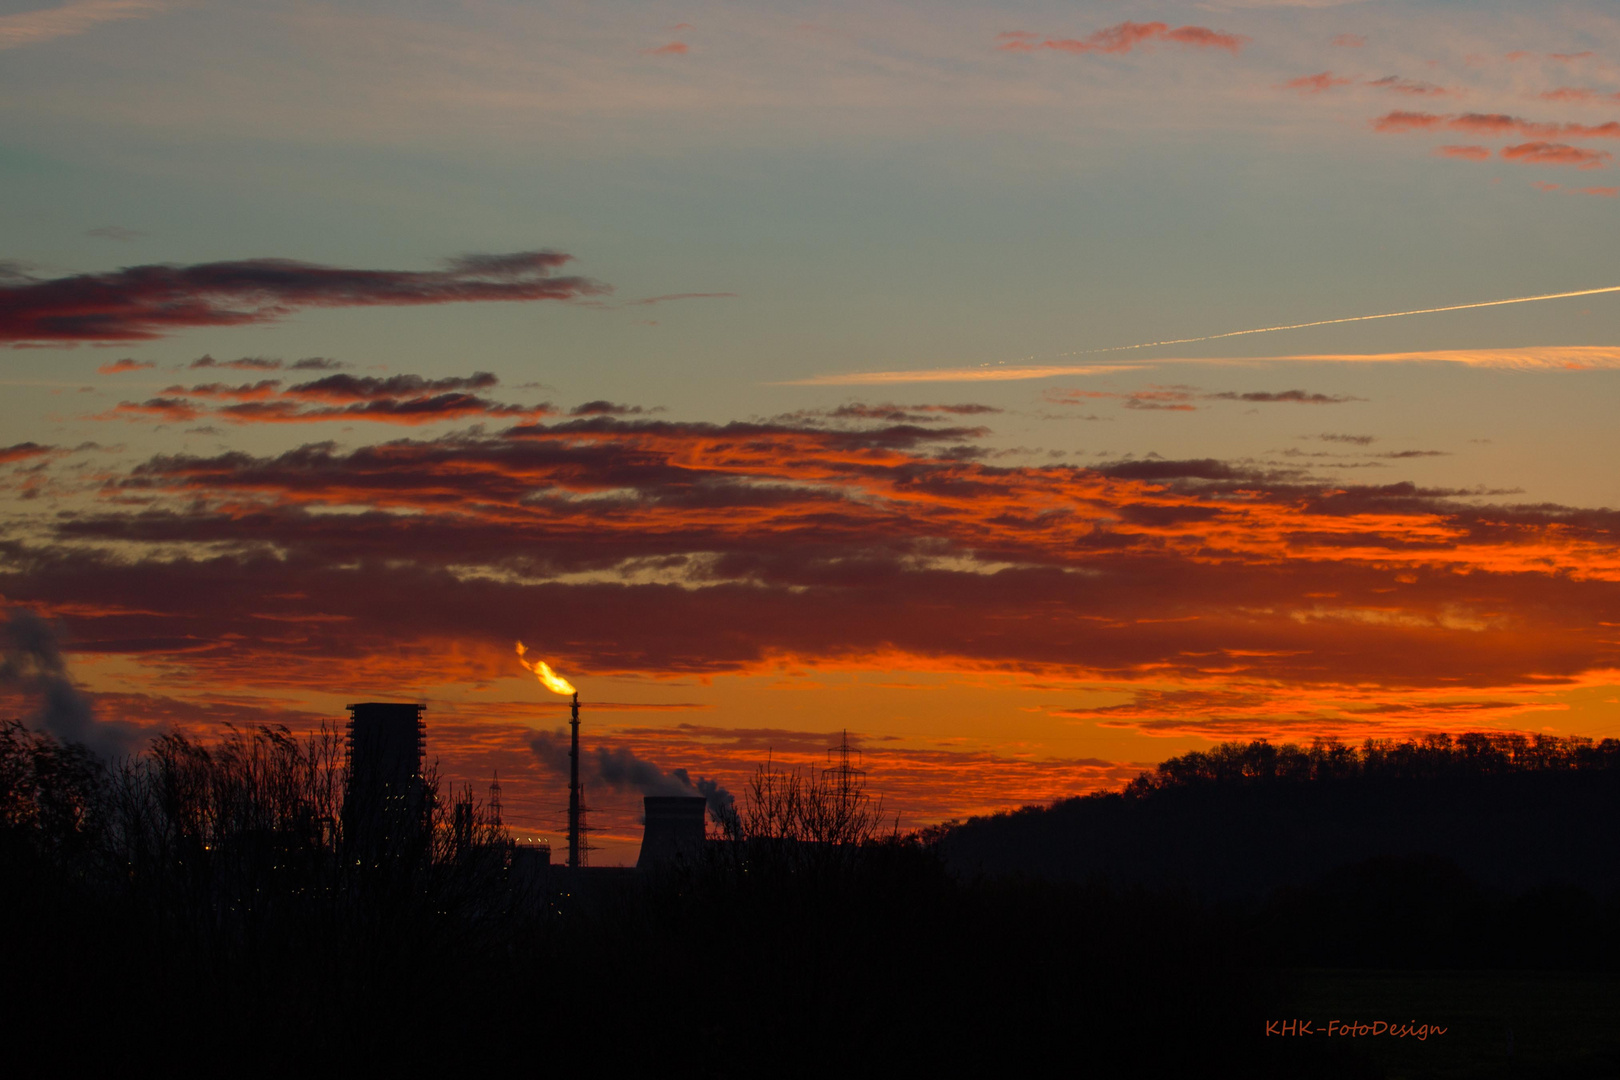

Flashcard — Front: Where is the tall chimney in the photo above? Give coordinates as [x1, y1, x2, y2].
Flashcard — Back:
[567, 691, 581, 869]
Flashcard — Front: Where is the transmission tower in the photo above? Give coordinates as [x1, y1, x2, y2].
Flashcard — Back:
[823, 729, 867, 804]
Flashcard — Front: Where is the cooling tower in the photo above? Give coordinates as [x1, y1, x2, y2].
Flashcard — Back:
[636, 795, 707, 870]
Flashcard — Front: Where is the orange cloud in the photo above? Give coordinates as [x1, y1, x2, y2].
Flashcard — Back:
[1435, 145, 1490, 160]
[646, 41, 688, 56]
[1282, 72, 1351, 94]
[97, 397, 203, 422]
[215, 397, 555, 425]
[1256, 347, 1620, 370]
[1501, 142, 1612, 169]
[1374, 111, 1620, 141]
[997, 22, 1247, 57]
[0, 441, 52, 464]
[162, 380, 282, 401]
[1331, 34, 1365, 48]
[1577, 186, 1620, 197]
[96, 358, 154, 374]
[16, 413, 1620, 703]
[1540, 87, 1620, 104]
[1564, 121, 1620, 139]
[1449, 113, 1558, 137]
[1373, 110, 1444, 132]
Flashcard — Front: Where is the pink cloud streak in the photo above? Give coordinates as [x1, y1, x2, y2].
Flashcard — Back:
[998, 22, 1248, 57]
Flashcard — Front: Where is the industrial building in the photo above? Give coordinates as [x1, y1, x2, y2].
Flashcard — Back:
[636, 796, 708, 870]
[341, 700, 704, 878]
[342, 701, 428, 861]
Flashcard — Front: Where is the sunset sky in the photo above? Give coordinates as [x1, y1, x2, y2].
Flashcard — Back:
[4, 0, 1620, 861]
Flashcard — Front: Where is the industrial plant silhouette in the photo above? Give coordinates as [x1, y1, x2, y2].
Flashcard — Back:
[340, 699, 709, 875]
[4, 702, 1620, 1076]
[343, 702, 428, 862]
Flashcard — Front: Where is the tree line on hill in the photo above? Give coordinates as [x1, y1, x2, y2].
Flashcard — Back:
[1128, 731, 1620, 790]
[932, 731, 1620, 971]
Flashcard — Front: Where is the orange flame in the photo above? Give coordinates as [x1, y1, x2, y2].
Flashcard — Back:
[515, 641, 576, 696]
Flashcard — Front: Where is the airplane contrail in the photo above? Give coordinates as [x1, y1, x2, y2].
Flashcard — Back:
[782, 283, 1620, 385]
[1067, 283, 1620, 356]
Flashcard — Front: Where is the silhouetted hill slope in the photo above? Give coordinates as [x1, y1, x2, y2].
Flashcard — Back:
[935, 735, 1620, 898]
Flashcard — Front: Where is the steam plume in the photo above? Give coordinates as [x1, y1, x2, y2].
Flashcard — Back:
[0, 609, 140, 757]
[526, 729, 734, 822]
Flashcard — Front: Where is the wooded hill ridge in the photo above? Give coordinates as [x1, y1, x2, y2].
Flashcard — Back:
[932, 733, 1620, 898]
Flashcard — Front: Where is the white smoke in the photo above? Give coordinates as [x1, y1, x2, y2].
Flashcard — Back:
[0, 608, 141, 758]
[526, 729, 735, 823]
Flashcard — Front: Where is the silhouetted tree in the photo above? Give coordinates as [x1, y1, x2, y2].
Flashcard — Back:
[0, 717, 107, 865]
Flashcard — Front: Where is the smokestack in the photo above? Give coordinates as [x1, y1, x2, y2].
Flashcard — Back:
[567, 691, 581, 869]
[636, 795, 707, 870]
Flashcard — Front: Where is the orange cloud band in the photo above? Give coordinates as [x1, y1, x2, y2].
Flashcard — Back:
[10, 415, 1620, 709]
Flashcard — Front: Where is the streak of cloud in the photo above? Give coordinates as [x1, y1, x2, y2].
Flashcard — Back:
[998, 22, 1248, 56]
[1373, 111, 1620, 141]
[779, 364, 1140, 386]
[1045, 387, 1358, 411]
[86, 226, 145, 242]
[0, 0, 180, 51]
[0, 442, 54, 464]
[1077, 285, 1620, 356]
[1541, 88, 1620, 104]
[1367, 76, 1448, 97]
[0, 251, 606, 343]
[94, 370, 553, 425]
[789, 288, 1620, 384]
[1500, 142, 1612, 169]
[790, 346, 1620, 385]
[623, 292, 736, 306]
[96, 358, 154, 374]
[1282, 72, 1352, 94]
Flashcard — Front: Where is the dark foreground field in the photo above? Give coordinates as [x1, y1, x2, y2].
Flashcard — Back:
[12, 844, 1620, 1077]
[6, 725, 1619, 1076]
[1275, 969, 1620, 1079]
